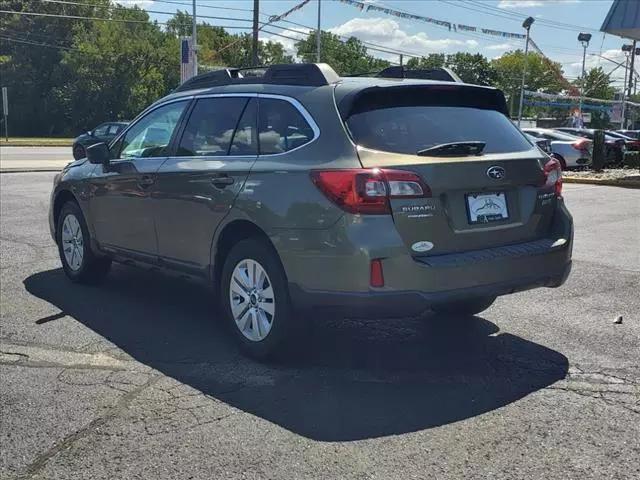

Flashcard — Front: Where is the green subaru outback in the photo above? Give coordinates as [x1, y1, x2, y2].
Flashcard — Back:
[49, 63, 573, 359]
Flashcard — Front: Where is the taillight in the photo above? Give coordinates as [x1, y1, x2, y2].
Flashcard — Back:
[543, 158, 563, 196]
[310, 168, 431, 215]
[572, 139, 589, 152]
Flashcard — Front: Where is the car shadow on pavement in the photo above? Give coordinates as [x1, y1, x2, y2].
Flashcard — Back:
[24, 266, 569, 442]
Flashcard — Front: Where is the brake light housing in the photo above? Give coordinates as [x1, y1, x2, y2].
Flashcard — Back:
[310, 168, 431, 215]
[571, 138, 590, 152]
[543, 158, 563, 196]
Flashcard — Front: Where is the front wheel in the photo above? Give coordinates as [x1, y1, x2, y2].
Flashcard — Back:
[220, 238, 297, 360]
[431, 296, 496, 316]
[57, 201, 111, 284]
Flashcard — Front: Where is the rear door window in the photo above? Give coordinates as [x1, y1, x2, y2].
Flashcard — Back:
[346, 106, 532, 155]
[258, 98, 315, 155]
[177, 97, 249, 156]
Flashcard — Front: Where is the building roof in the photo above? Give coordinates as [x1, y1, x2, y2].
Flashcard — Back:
[601, 0, 640, 40]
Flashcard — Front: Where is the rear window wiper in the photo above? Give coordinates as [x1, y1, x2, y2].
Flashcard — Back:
[417, 141, 486, 157]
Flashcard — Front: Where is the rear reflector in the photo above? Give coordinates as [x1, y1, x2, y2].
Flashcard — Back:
[543, 158, 563, 196]
[310, 168, 430, 215]
[370, 259, 384, 287]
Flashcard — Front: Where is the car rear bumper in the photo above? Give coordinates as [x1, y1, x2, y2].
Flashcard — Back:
[280, 200, 573, 317]
[290, 260, 571, 317]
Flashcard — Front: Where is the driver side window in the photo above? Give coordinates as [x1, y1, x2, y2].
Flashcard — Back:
[118, 101, 188, 160]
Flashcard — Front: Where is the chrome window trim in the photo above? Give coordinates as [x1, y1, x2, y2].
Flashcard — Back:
[192, 92, 320, 157]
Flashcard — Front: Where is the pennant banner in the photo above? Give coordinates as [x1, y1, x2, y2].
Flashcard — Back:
[336, 0, 526, 39]
[268, 0, 311, 24]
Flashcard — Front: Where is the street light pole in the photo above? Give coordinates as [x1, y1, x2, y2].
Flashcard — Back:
[517, 17, 534, 127]
[578, 33, 592, 126]
[316, 0, 321, 63]
[192, 0, 197, 76]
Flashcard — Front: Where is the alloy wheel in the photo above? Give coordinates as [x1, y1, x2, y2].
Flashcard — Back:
[229, 259, 275, 342]
[61, 214, 84, 271]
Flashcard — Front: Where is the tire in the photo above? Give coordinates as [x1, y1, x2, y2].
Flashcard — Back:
[72, 144, 85, 160]
[431, 296, 496, 316]
[56, 201, 111, 284]
[220, 237, 296, 360]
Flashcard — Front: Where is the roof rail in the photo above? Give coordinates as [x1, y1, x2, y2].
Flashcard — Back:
[376, 66, 463, 83]
[174, 63, 340, 92]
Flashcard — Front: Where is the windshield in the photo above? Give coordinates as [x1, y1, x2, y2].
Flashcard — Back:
[346, 106, 533, 155]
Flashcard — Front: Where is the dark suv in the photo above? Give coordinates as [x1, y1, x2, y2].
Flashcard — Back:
[49, 64, 573, 359]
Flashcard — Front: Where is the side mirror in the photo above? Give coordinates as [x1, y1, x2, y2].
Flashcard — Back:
[86, 142, 110, 166]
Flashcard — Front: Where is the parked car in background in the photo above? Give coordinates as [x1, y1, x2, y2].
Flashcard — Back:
[555, 128, 625, 165]
[523, 128, 592, 169]
[72, 122, 129, 160]
[49, 63, 572, 359]
[524, 133, 552, 155]
[616, 130, 640, 140]
[606, 130, 640, 152]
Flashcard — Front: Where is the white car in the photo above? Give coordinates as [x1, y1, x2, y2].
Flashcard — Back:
[523, 128, 592, 169]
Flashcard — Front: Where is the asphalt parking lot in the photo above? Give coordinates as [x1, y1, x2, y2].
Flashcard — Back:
[1, 172, 638, 480]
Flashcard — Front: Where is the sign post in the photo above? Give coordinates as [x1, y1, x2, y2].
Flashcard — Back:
[2, 87, 7, 142]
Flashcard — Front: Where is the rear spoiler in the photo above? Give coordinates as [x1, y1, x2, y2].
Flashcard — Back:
[337, 84, 510, 120]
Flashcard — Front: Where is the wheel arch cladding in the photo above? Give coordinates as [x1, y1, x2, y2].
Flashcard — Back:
[213, 220, 285, 286]
[53, 190, 79, 232]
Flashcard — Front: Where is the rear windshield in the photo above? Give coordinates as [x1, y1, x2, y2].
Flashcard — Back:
[346, 106, 532, 155]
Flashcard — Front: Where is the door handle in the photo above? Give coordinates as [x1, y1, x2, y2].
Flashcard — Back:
[211, 175, 234, 188]
[138, 175, 155, 188]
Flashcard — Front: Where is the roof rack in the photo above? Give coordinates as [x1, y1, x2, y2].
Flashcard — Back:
[376, 66, 463, 83]
[174, 63, 340, 92]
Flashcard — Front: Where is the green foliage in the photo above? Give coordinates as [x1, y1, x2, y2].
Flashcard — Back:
[295, 31, 389, 76]
[406, 53, 497, 86]
[623, 151, 640, 169]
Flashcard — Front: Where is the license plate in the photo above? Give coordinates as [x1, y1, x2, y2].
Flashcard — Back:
[466, 192, 509, 224]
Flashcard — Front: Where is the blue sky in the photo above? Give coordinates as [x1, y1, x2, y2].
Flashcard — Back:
[122, 0, 630, 90]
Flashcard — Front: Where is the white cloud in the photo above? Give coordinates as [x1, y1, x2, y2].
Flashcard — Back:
[486, 42, 520, 51]
[564, 48, 628, 89]
[498, 0, 579, 8]
[328, 17, 479, 59]
[113, 0, 153, 6]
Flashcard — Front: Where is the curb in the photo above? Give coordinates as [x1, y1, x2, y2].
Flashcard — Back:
[0, 168, 62, 173]
[563, 177, 640, 189]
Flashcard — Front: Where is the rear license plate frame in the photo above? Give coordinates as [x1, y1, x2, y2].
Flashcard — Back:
[465, 191, 509, 224]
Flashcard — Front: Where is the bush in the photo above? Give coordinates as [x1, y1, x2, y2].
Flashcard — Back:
[623, 151, 640, 169]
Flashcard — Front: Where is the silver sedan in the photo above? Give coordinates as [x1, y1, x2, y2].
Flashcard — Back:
[523, 128, 592, 169]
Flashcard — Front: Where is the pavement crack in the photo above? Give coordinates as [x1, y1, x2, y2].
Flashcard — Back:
[15, 375, 161, 480]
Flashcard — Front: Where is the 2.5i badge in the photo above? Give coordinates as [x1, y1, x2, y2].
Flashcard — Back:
[411, 241, 434, 252]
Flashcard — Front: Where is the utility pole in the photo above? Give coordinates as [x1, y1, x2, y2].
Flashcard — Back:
[316, 0, 321, 63]
[517, 17, 534, 127]
[628, 40, 637, 100]
[2, 87, 7, 142]
[251, 0, 260, 66]
[577, 33, 592, 125]
[192, 0, 198, 76]
[399, 54, 404, 67]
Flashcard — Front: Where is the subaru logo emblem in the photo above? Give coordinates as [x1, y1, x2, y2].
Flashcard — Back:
[486, 166, 506, 180]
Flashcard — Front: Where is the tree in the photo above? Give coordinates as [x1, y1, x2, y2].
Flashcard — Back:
[491, 50, 566, 117]
[52, 4, 179, 133]
[166, 11, 293, 69]
[296, 31, 389, 76]
[574, 67, 616, 128]
[0, 0, 112, 135]
[406, 53, 497, 86]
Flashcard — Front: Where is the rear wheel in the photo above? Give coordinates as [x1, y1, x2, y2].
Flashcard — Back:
[57, 201, 111, 284]
[220, 238, 296, 360]
[72, 144, 85, 160]
[431, 296, 496, 316]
